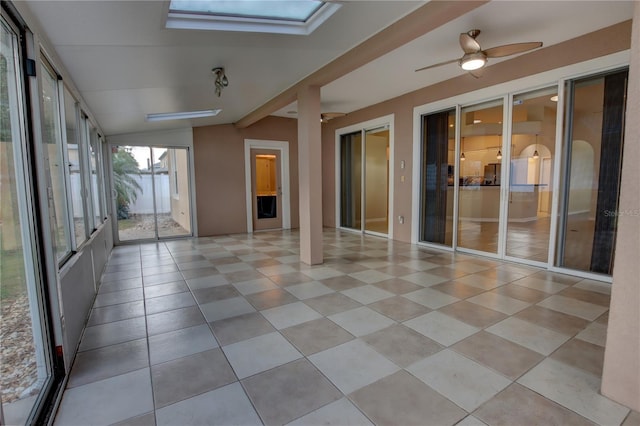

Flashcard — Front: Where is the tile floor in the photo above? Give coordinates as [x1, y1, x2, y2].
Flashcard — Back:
[53, 229, 639, 426]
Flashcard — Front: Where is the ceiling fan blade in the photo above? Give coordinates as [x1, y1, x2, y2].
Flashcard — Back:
[483, 42, 542, 58]
[321, 112, 345, 120]
[415, 58, 459, 72]
[460, 32, 481, 53]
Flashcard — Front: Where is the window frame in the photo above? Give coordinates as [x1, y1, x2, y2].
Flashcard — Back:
[38, 58, 73, 263]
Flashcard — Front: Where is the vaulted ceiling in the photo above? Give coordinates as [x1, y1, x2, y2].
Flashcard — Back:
[22, 1, 635, 136]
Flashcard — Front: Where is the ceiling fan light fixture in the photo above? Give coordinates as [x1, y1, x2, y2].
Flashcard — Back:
[460, 52, 486, 71]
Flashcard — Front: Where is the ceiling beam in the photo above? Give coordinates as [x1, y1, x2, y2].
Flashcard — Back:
[234, 0, 490, 129]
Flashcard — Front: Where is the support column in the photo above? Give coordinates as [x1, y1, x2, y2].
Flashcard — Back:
[297, 85, 323, 265]
[601, 1, 640, 412]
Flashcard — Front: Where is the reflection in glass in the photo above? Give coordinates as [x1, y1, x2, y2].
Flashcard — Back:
[340, 131, 362, 230]
[364, 128, 389, 235]
[557, 69, 628, 274]
[506, 87, 557, 262]
[457, 99, 504, 253]
[420, 109, 455, 246]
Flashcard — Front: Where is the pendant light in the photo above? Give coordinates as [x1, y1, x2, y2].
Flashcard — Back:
[532, 134, 540, 159]
[496, 133, 502, 160]
[496, 150, 502, 160]
[460, 137, 466, 161]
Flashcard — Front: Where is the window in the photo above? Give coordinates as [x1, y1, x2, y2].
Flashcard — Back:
[1, 14, 55, 424]
[62, 87, 86, 246]
[88, 125, 103, 226]
[40, 60, 72, 261]
[166, 0, 340, 35]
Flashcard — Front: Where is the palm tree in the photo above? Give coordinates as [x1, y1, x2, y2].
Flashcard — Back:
[112, 148, 142, 219]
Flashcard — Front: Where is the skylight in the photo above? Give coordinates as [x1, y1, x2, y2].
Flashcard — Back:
[166, 0, 341, 35]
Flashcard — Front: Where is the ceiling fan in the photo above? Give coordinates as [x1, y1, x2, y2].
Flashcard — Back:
[415, 29, 542, 77]
[321, 112, 346, 123]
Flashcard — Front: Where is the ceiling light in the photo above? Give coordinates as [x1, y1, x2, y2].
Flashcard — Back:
[460, 52, 487, 71]
[496, 150, 502, 160]
[550, 95, 559, 102]
[473, 119, 482, 124]
[146, 109, 221, 122]
[212, 67, 229, 97]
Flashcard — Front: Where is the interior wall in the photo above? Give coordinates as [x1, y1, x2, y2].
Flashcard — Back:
[58, 219, 113, 369]
[602, 1, 640, 411]
[193, 116, 299, 236]
[321, 20, 631, 243]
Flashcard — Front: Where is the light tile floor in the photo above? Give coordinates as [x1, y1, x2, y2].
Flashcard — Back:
[53, 229, 639, 426]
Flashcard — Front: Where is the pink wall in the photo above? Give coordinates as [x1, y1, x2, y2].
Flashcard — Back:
[193, 116, 299, 236]
[321, 20, 631, 243]
[601, 3, 640, 411]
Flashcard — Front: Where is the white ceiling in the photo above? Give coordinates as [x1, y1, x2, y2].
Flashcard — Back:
[23, 1, 634, 136]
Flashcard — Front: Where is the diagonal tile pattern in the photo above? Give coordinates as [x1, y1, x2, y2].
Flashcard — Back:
[54, 230, 637, 425]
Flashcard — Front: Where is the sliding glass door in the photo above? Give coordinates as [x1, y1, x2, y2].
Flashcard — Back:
[364, 127, 389, 234]
[457, 99, 504, 254]
[419, 109, 455, 247]
[339, 126, 389, 236]
[556, 69, 628, 275]
[340, 131, 362, 231]
[505, 87, 558, 263]
[417, 68, 628, 277]
[112, 145, 192, 242]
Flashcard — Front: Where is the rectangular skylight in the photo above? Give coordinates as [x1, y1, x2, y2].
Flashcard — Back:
[146, 109, 221, 122]
[169, 0, 323, 22]
[166, 0, 340, 35]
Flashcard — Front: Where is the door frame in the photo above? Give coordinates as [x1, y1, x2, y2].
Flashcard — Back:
[244, 139, 291, 232]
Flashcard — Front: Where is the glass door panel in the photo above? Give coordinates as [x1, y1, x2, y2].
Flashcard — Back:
[156, 147, 192, 238]
[457, 100, 504, 254]
[557, 69, 628, 274]
[1, 18, 52, 424]
[113, 145, 154, 241]
[506, 87, 557, 262]
[420, 109, 455, 246]
[364, 128, 389, 234]
[340, 131, 362, 230]
[113, 145, 192, 242]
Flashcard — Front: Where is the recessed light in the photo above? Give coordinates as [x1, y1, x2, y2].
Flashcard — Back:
[146, 109, 221, 122]
[473, 119, 482, 124]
